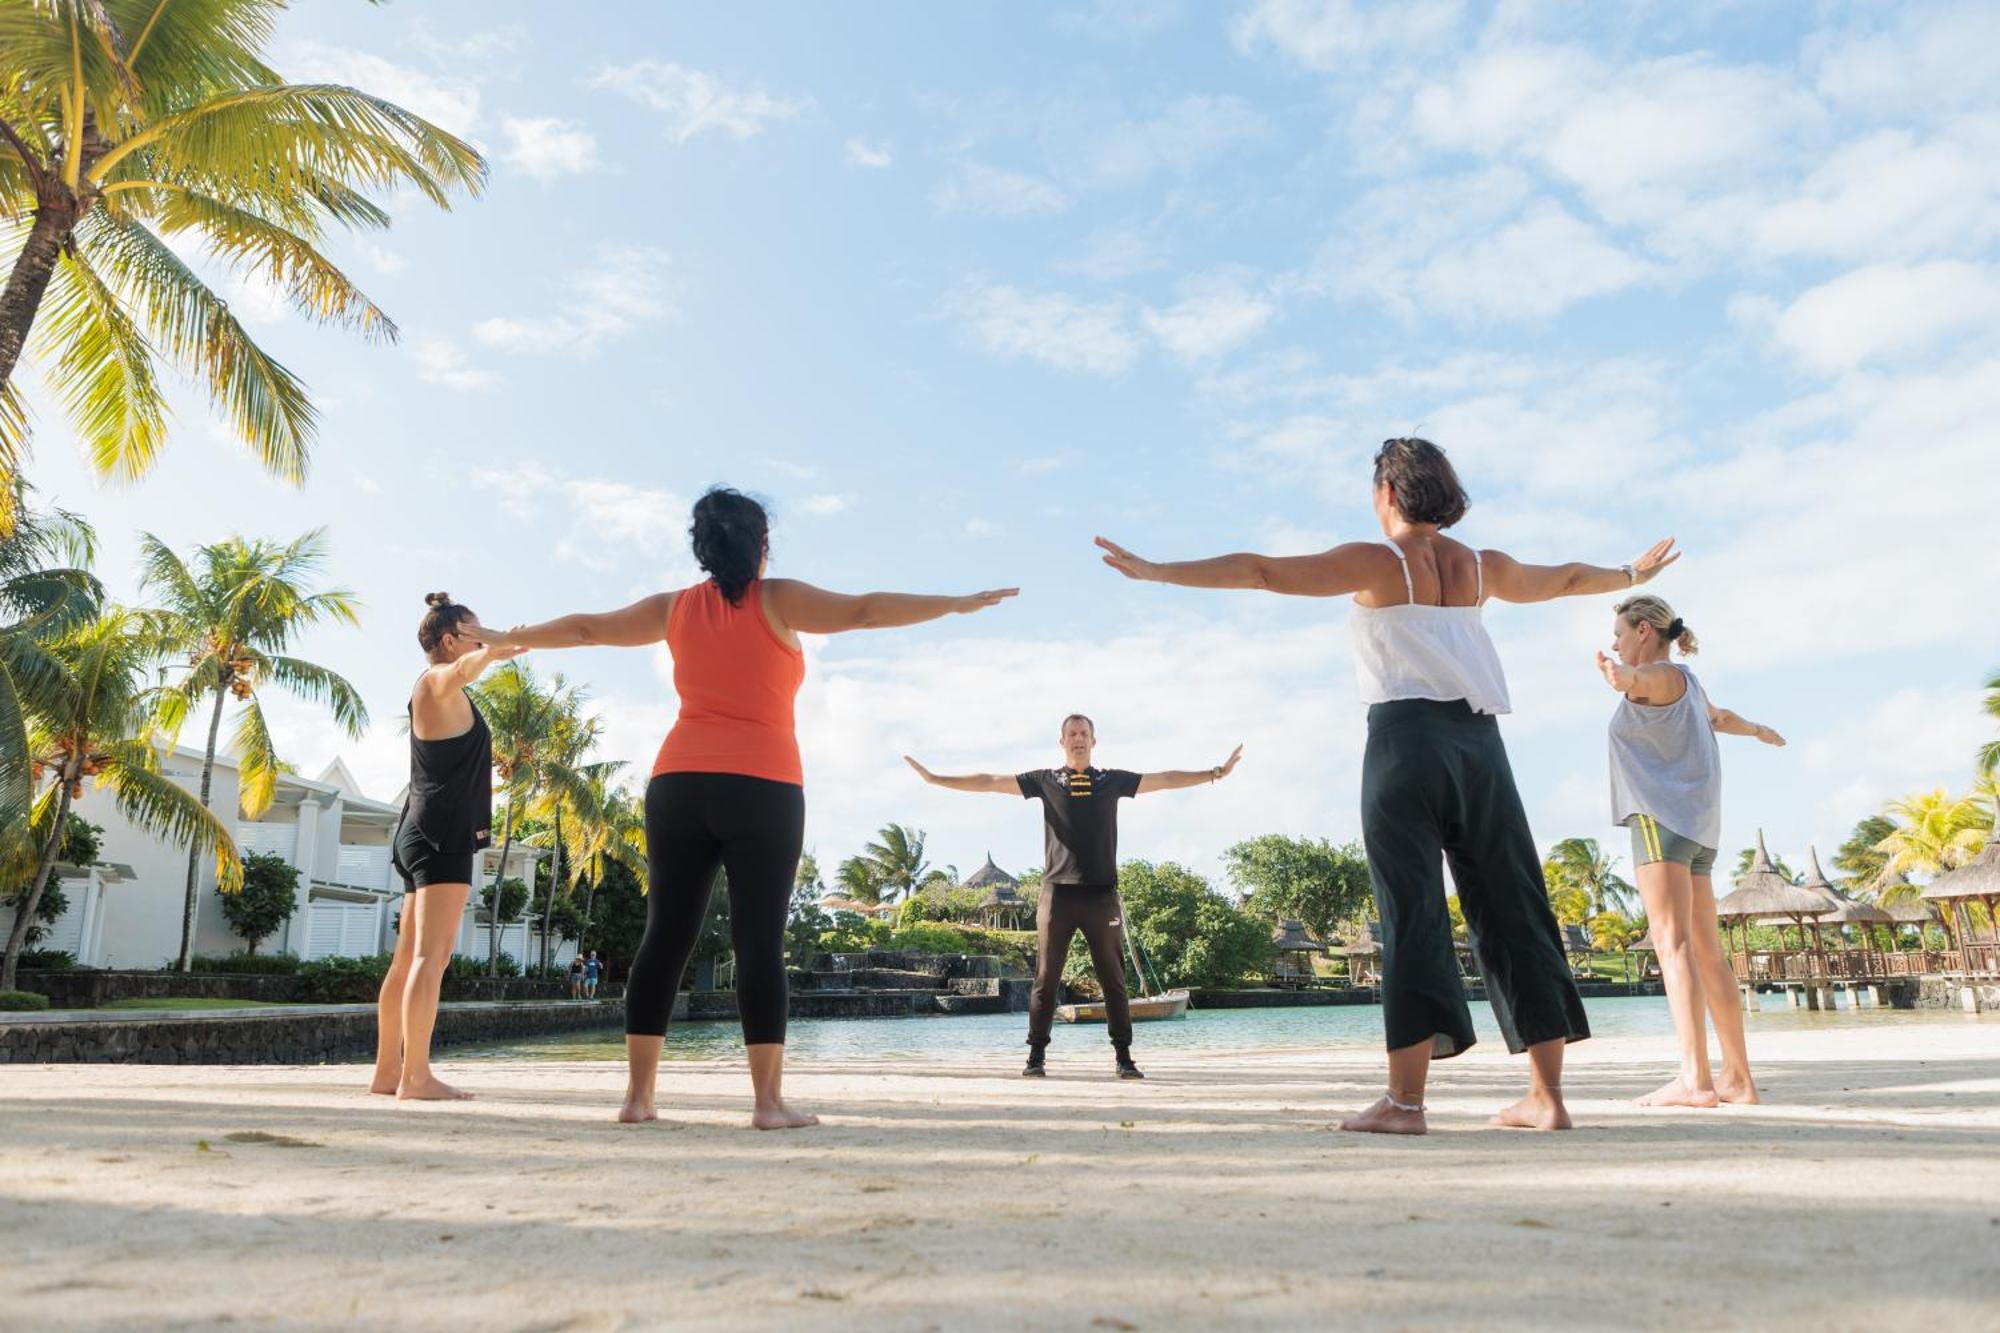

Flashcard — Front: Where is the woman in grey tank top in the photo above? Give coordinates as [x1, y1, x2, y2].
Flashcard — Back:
[1598, 595, 1785, 1107]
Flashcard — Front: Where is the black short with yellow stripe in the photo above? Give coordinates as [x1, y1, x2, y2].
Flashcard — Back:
[1625, 814, 1718, 877]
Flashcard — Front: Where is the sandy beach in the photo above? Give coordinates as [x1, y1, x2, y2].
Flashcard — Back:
[3, 1021, 1996, 1331]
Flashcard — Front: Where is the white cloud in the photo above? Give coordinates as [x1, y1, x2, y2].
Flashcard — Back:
[844, 137, 894, 169]
[1073, 94, 1271, 189]
[357, 241, 407, 276]
[277, 40, 481, 134]
[1310, 169, 1654, 323]
[1142, 270, 1278, 363]
[471, 466, 699, 578]
[412, 336, 498, 392]
[594, 61, 807, 143]
[930, 162, 1070, 217]
[1769, 261, 2000, 373]
[1802, 686, 1986, 833]
[1750, 124, 2000, 263]
[1232, 0, 1466, 72]
[500, 115, 600, 181]
[1808, 3, 2000, 118]
[473, 247, 675, 356]
[1061, 224, 1170, 281]
[954, 283, 1140, 376]
[964, 518, 1004, 538]
[799, 494, 853, 516]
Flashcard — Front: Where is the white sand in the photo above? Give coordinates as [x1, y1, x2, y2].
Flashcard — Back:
[3, 1021, 1997, 1331]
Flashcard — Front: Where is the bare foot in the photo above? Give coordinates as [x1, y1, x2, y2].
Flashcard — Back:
[616, 1099, 658, 1124]
[1338, 1096, 1428, 1136]
[396, 1075, 474, 1102]
[751, 1101, 821, 1131]
[1635, 1076, 1720, 1108]
[1714, 1072, 1761, 1105]
[1491, 1093, 1572, 1131]
[368, 1069, 400, 1096]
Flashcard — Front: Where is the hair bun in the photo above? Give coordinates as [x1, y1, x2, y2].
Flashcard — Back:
[1667, 617, 1685, 639]
[424, 591, 453, 609]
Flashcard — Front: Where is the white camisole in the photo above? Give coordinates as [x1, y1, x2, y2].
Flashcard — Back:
[1349, 540, 1513, 715]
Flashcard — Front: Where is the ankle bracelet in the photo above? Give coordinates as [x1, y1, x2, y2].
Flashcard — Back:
[1386, 1093, 1426, 1113]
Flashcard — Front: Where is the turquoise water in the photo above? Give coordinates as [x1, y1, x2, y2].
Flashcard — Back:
[469, 994, 1995, 1063]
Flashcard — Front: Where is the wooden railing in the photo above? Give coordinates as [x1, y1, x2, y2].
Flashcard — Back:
[1727, 948, 1958, 981]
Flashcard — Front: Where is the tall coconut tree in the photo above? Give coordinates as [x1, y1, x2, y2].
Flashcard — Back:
[144, 530, 364, 970]
[0, 481, 99, 830]
[1545, 836, 1635, 915]
[3, 606, 237, 989]
[0, 0, 486, 531]
[471, 661, 577, 974]
[561, 771, 644, 945]
[861, 823, 929, 905]
[1980, 668, 2000, 782]
[1874, 787, 1993, 882]
[523, 704, 605, 974]
[834, 854, 884, 907]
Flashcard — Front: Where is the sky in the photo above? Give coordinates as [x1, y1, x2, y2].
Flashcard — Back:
[18, 0, 2000, 893]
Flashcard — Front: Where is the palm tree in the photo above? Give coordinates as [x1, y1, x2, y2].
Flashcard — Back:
[1, 482, 99, 830]
[3, 606, 237, 989]
[861, 823, 929, 905]
[1733, 845, 1797, 887]
[1874, 787, 1992, 882]
[1832, 814, 1897, 888]
[0, 0, 486, 529]
[471, 662, 577, 974]
[1545, 837, 1635, 914]
[834, 854, 884, 907]
[144, 530, 364, 971]
[524, 704, 608, 973]
[561, 771, 644, 946]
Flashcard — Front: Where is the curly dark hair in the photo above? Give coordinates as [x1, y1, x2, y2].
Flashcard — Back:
[417, 592, 474, 655]
[1372, 437, 1470, 528]
[690, 487, 770, 605]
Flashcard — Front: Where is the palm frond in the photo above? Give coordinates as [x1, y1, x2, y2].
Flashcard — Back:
[256, 652, 367, 735]
[103, 739, 241, 890]
[229, 693, 278, 817]
[0, 662, 29, 826]
[29, 243, 170, 482]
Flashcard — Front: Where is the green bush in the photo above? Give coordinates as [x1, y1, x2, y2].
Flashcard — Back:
[16, 949, 75, 970]
[0, 990, 51, 1011]
[188, 952, 302, 976]
[882, 923, 1034, 970]
[219, 853, 299, 955]
[294, 953, 395, 1003]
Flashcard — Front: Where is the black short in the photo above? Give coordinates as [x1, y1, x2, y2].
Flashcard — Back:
[392, 819, 474, 891]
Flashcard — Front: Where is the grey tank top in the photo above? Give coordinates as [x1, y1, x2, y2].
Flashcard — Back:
[1607, 663, 1722, 849]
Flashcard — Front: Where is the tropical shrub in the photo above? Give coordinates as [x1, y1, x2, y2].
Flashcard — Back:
[0, 990, 50, 1011]
[188, 951, 300, 975]
[218, 852, 299, 955]
[16, 949, 74, 970]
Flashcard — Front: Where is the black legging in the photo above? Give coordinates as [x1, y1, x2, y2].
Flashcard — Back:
[625, 771, 805, 1045]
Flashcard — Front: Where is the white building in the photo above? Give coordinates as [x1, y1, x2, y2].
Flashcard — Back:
[9, 746, 570, 971]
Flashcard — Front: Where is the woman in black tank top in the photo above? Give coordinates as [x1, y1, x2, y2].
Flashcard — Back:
[371, 593, 523, 1102]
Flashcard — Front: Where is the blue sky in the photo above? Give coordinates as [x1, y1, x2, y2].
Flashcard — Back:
[22, 0, 2000, 890]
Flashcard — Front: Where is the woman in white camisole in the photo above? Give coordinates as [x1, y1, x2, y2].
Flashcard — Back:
[1098, 437, 1678, 1135]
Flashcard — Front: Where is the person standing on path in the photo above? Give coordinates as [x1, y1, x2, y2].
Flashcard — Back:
[906, 717, 1241, 1079]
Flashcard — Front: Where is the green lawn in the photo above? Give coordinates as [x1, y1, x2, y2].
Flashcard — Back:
[97, 997, 294, 1011]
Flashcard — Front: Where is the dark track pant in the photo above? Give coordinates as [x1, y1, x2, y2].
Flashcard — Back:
[1027, 885, 1133, 1048]
[625, 772, 804, 1045]
[1360, 699, 1589, 1059]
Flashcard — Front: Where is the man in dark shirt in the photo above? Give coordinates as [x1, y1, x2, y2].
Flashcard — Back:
[906, 714, 1242, 1078]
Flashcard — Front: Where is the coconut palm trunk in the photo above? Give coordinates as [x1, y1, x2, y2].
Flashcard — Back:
[173, 688, 230, 971]
[1, 766, 75, 991]
[489, 795, 516, 977]
[0, 199, 76, 389]
[540, 809, 563, 975]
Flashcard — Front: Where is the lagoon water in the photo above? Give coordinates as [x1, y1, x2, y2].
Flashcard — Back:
[471, 993, 1996, 1064]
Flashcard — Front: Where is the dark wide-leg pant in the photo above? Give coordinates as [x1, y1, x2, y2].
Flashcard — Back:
[1026, 885, 1133, 1048]
[1360, 699, 1589, 1059]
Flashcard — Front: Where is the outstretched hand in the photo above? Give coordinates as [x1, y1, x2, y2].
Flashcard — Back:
[1217, 744, 1244, 779]
[1595, 651, 1632, 693]
[1630, 538, 1681, 585]
[1095, 536, 1158, 581]
[1756, 726, 1787, 748]
[903, 755, 935, 783]
[956, 589, 1019, 614]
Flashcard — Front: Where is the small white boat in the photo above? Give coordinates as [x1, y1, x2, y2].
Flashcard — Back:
[1056, 988, 1191, 1024]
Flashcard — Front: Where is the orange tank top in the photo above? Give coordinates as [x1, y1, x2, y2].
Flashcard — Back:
[652, 579, 807, 786]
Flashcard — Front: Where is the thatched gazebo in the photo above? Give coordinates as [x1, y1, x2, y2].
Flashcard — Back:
[964, 854, 1029, 930]
[1874, 871, 1936, 946]
[1271, 918, 1323, 983]
[1920, 836, 2000, 974]
[1794, 846, 1892, 948]
[1718, 830, 1831, 961]
[1627, 929, 1661, 980]
[1337, 921, 1385, 986]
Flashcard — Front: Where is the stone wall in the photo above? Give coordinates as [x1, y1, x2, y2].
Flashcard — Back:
[14, 968, 618, 1009]
[0, 999, 624, 1065]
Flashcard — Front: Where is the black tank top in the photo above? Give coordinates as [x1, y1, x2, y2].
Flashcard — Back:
[403, 688, 493, 853]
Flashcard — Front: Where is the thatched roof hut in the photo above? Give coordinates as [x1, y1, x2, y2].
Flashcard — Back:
[1792, 846, 1891, 928]
[964, 854, 1029, 928]
[1718, 831, 1829, 920]
[1272, 918, 1322, 953]
[1919, 838, 2000, 904]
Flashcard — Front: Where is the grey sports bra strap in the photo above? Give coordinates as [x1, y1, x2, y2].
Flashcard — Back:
[1473, 549, 1484, 603]
[1382, 540, 1414, 603]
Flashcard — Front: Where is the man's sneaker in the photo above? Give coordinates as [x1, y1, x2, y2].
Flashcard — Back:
[1115, 1051, 1144, 1080]
[1022, 1050, 1047, 1077]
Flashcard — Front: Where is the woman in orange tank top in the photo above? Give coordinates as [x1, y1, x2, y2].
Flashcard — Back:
[470, 488, 1015, 1130]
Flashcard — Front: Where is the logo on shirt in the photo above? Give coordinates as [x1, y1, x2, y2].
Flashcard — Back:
[1063, 768, 1097, 797]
